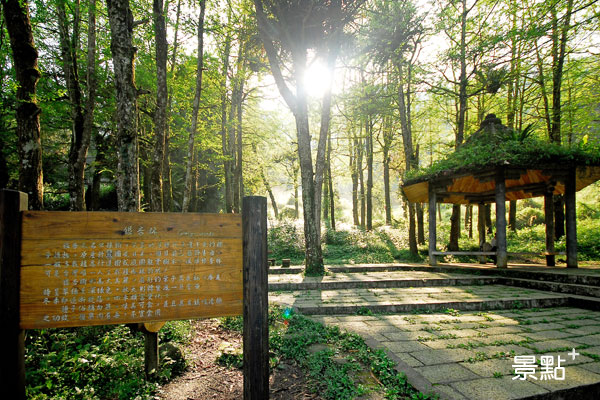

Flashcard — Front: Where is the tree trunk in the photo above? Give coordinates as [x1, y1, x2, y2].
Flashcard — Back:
[292, 45, 323, 274]
[358, 135, 365, 229]
[417, 204, 425, 244]
[485, 204, 492, 234]
[293, 164, 299, 219]
[182, 0, 205, 212]
[554, 195, 565, 240]
[163, 0, 183, 212]
[509, 200, 517, 231]
[2, 0, 44, 209]
[150, 0, 168, 212]
[448, 0, 469, 249]
[448, 205, 461, 251]
[149, 0, 168, 212]
[323, 159, 329, 222]
[220, 10, 232, 213]
[261, 168, 277, 219]
[107, 0, 139, 211]
[234, 72, 244, 213]
[382, 149, 392, 225]
[327, 131, 335, 231]
[397, 63, 416, 254]
[350, 137, 359, 226]
[465, 205, 473, 239]
[57, 0, 89, 211]
[313, 43, 338, 240]
[365, 117, 373, 231]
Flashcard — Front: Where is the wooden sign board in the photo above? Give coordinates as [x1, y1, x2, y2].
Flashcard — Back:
[19, 211, 242, 329]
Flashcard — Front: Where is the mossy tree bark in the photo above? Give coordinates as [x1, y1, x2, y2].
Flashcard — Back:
[2, 0, 43, 209]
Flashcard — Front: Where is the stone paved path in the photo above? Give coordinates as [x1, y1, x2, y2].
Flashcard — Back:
[309, 308, 600, 399]
[268, 264, 600, 399]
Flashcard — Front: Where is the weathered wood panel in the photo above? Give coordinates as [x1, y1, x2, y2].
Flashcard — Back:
[20, 211, 242, 329]
[403, 166, 600, 205]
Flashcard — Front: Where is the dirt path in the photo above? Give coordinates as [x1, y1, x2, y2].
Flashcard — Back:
[157, 319, 321, 400]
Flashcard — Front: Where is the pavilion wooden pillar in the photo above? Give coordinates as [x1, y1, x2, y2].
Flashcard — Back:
[565, 168, 578, 268]
[428, 184, 437, 266]
[495, 168, 508, 268]
[544, 190, 555, 267]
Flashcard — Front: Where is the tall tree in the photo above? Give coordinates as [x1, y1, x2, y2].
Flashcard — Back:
[182, 0, 206, 212]
[56, 0, 97, 211]
[366, 0, 423, 253]
[149, 0, 168, 211]
[107, 0, 139, 211]
[2, 0, 43, 209]
[254, 0, 363, 274]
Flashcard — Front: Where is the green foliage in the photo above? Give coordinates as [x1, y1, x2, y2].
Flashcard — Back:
[268, 222, 305, 263]
[268, 305, 433, 399]
[321, 227, 421, 265]
[406, 134, 600, 182]
[219, 315, 244, 333]
[25, 323, 190, 399]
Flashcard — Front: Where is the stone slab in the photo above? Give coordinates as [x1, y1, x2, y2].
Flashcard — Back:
[451, 376, 548, 400]
[416, 363, 479, 384]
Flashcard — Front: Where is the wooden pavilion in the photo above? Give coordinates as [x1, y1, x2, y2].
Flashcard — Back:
[402, 115, 600, 269]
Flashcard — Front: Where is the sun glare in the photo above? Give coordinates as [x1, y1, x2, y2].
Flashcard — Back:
[303, 60, 334, 98]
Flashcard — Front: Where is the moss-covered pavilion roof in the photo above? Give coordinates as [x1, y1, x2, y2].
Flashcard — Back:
[402, 114, 600, 205]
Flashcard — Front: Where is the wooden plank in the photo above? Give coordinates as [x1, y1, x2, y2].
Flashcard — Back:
[19, 211, 242, 329]
[242, 196, 269, 400]
[0, 190, 28, 400]
[432, 251, 496, 256]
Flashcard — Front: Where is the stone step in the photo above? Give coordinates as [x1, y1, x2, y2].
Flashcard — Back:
[501, 277, 600, 298]
[269, 263, 600, 288]
[269, 285, 575, 315]
[268, 271, 499, 291]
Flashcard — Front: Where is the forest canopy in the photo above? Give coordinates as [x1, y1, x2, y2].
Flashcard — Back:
[1, 0, 600, 267]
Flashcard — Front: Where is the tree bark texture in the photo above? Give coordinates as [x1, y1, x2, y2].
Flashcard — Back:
[417, 204, 425, 244]
[220, 11, 232, 213]
[313, 43, 338, 240]
[448, 205, 461, 251]
[182, 0, 206, 212]
[150, 0, 168, 212]
[56, 0, 88, 211]
[2, 0, 43, 209]
[448, 0, 468, 249]
[107, 0, 139, 211]
[327, 132, 335, 231]
[261, 168, 278, 219]
[365, 117, 373, 231]
[350, 139, 359, 226]
[509, 200, 517, 231]
[382, 133, 392, 225]
[397, 63, 417, 253]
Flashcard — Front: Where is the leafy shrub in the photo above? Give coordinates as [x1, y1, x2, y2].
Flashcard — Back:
[516, 206, 544, 228]
[268, 221, 305, 262]
[25, 323, 191, 399]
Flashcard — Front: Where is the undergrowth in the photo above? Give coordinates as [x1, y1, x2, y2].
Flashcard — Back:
[25, 321, 191, 399]
[218, 306, 436, 400]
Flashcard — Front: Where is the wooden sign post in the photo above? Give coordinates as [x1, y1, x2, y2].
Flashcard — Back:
[0, 190, 28, 400]
[0, 189, 269, 400]
[242, 196, 269, 400]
